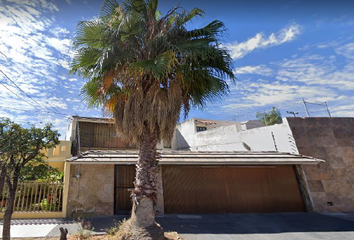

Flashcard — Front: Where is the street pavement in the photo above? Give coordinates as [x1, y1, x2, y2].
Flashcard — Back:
[1, 212, 354, 239]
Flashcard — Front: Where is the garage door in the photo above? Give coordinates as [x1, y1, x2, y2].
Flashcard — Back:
[162, 165, 305, 214]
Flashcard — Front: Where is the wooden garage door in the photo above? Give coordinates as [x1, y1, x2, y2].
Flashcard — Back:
[162, 165, 305, 214]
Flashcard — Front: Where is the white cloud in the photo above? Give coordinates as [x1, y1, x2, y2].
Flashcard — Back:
[225, 23, 301, 59]
[222, 80, 337, 111]
[216, 38, 354, 119]
[335, 43, 354, 59]
[50, 27, 70, 38]
[235, 65, 273, 76]
[276, 54, 354, 90]
[0, 0, 75, 136]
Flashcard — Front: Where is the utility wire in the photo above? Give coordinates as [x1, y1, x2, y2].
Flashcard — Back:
[0, 81, 71, 119]
[0, 51, 7, 59]
[0, 82, 46, 112]
[0, 69, 68, 117]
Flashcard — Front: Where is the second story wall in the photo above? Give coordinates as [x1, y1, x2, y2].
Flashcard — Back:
[79, 122, 131, 150]
[69, 117, 135, 154]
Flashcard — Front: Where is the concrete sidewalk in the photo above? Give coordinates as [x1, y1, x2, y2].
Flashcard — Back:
[0, 219, 80, 238]
[1, 212, 354, 239]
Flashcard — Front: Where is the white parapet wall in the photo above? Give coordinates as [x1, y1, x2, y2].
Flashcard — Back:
[172, 118, 297, 153]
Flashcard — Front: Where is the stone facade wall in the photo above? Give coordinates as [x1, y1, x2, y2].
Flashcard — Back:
[288, 117, 354, 212]
[67, 164, 115, 217]
[67, 164, 165, 217]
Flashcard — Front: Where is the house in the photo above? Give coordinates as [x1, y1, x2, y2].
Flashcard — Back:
[43, 140, 71, 171]
[62, 116, 324, 217]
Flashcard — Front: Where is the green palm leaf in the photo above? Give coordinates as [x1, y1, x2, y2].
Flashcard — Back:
[70, 0, 235, 143]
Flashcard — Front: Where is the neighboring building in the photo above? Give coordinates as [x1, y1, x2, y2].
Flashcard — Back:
[171, 118, 264, 150]
[287, 118, 354, 212]
[44, 140, 71, 171]
[172, 117, 354, 213]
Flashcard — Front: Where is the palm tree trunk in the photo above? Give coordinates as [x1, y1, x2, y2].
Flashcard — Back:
[2, 178, 18, 240]
[126, 127, 163, 239]
[130, 127, 158, 227]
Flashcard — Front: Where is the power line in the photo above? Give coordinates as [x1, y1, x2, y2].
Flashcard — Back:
[0, 51, 7, 59]
[0, 82, 45, 112]
[0, 69, 68, 117]
[0, 81, 71, 119]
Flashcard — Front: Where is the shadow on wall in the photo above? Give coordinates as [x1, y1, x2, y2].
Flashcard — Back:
[175, 129, 190, 150]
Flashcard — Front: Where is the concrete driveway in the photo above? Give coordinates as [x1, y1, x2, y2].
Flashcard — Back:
[89, 212, 354, 240]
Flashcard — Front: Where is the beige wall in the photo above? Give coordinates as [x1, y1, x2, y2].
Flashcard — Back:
[44, 140, 72, 171]
[67, 164, 115, 217]
[288, 117, 354, 212]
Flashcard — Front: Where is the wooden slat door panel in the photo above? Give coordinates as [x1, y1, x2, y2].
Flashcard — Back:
[162, 165, 305, 214]
[115, 165, 135, 213]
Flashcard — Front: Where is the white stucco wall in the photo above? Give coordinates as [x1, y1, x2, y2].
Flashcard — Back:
[172, 118, 297, 153]
[233, 119, 297, 153]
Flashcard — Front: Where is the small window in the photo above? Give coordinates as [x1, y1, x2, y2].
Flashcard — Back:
[61, 146, 66, 152]
[53, 147, 60, 156]
[196, 126, 207, 132]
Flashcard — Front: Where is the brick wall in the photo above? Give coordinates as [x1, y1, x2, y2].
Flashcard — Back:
[288, 117, 354, 212]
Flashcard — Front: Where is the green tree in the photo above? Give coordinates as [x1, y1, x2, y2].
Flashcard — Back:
[256, 107, 283, 126]
[0, 118, 59, 240]
[70, 0, 235, 239]
[20, 160, 63, 182]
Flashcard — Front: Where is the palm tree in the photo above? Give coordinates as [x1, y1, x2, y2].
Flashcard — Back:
[70, 0, 235, 238]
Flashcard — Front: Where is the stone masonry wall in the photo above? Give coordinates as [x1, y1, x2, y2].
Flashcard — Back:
[67, 164, 165, 217]
[67, 164, 114, 217]
[288, 117, 354, 212]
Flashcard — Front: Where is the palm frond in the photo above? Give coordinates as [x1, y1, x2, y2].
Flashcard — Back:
[100, 0, 119, 18]
[70, 0, 235, 144]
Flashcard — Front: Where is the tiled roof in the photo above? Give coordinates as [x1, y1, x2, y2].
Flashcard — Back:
[67, 150, 324, 165]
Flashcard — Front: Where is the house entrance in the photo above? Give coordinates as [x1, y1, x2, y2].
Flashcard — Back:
[114, 165, 135, 214]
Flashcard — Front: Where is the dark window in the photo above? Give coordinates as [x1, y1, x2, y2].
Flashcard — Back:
[196, 126, 207, 132]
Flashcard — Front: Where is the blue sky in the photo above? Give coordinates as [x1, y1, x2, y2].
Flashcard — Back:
[1, 0, 354, 138]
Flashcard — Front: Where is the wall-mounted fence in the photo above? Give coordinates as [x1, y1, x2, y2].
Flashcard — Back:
[0, 182, 64, 213]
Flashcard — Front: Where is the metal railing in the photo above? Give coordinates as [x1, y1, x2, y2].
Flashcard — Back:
[0, 182, 64, 212]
